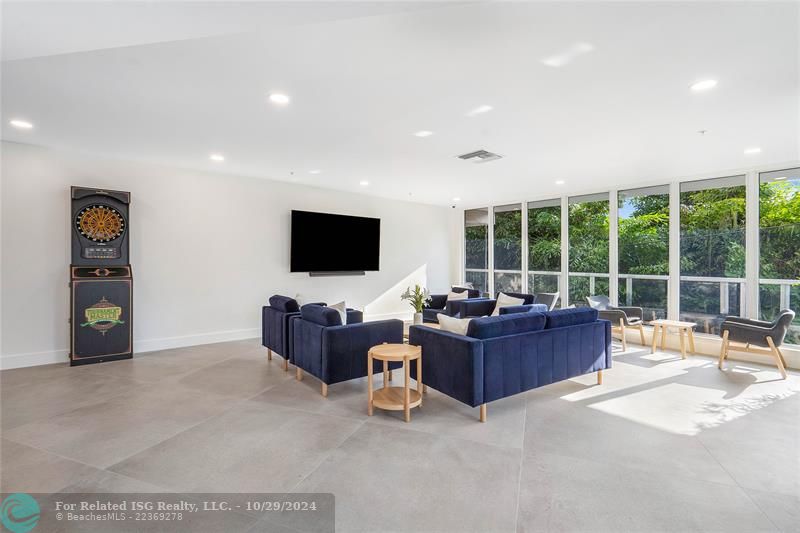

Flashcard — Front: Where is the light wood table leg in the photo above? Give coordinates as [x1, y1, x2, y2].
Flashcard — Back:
[651, 324, 659, 354]
[661, 324, 667, 350]
[403, 356, 410, 422]
[679, 329, 686, 359]
[383, 360, 388, 389]
[687, 328, 696, 354]
[367, 351, 374, 415]
[417, 356, 422, 407]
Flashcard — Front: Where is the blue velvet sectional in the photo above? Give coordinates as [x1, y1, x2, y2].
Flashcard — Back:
[423, 286, 480, 323]
[459, 292, 539, 318]
[261, 295, 362, 370]
[408, 308, 611, 421]
[292, 304, 403, 396]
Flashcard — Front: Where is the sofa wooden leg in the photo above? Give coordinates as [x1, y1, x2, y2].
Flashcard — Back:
[597, 369, 603, 385]
[296, 367, 303, 381]
[321, 383, 328, 397]
[388, 369, 393, 382]
[267, 348, 272, 361]
[423, 384, 428, 394]
[283, 358, 289, 372]
[479, 404, 487, 423]
[718, 330, 729, 370]
[767, 337, 788, 380]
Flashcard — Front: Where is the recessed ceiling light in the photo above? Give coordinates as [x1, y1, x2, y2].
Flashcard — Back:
[9, 119, 33, 129]
[555, 180, 565, 185]
[414, 130, 433, 137]
[466, 105, 493, 117]
[690, 79, 718, 92]
[308, 169, 321, 174]
[359, 180, 369, 186]
[743, 147, 762, 155]
[269, 93, 290, 105]
[452, 197, 461, 202]
[775, 176, 788, 181]
[209, 153, 225, 162]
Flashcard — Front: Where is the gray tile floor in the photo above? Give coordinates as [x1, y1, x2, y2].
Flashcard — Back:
[1, 339, 798, 532]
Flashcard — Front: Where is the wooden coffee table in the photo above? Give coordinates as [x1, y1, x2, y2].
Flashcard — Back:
[650, 319, 697, 359]
[368, 343, 422, 422]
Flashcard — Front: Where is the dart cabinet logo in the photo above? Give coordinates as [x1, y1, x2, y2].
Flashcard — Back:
[80, 297, 124, 334]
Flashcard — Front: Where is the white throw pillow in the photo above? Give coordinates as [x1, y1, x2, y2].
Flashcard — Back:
[330, 301, 347, 325]
[491, 293, 525, 316]
[437, 313, 472, 335]
[447, 291, 469, 301]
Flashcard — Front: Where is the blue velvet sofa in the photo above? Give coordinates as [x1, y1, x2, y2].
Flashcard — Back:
[459, 292, 543, 318]
[408, 308, 611, 421]
[423, 286, 480, 323]
[292, 304, 403, 396]
[261, 295, 362, 370]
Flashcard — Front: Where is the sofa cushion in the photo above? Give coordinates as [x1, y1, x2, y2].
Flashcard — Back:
[545, 307, 598, 329]
[330, 301, 347, 325]
[301, 304, 343, 327]
[466, 312, 546, 339]
[269, 295, 300, 313]
[438, 314, 472, 335]
[491, 292, 526, 316]
[447, 291, 469, 301]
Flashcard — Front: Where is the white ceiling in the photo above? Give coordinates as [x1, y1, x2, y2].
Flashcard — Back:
[2, 1, 798, 206]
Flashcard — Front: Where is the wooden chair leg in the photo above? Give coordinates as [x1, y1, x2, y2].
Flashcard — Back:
[638, 325, 646, 345]
[597, 369, 603, 385]
[661, 325, 667, 350]
[651, 324, 659, 354]
[321, 382, 328, 397]
[479, 404, 487, 423]
[389, 369, 393, 382]
[766, 337, 788, 379]
[296, 367, 303, 381]
[619, 319, 627, 352]
[718, 330, 729, 370]
[267, 348, 272, 361]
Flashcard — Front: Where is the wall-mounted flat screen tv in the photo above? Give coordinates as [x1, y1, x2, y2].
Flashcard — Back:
[290, 210, 380, 273]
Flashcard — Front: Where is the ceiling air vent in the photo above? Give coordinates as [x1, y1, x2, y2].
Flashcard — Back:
[457, 149, 503, 164]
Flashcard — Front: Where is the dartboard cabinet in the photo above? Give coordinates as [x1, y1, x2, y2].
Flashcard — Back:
[69, 186, 132, 366]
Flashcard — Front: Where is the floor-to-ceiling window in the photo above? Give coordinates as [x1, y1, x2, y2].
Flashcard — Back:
[618, 186, 669, 320]
[527, 199, 560, 298]
[464, 208, 489, 294]
[759, 168, 800, 345]
[568, 193, 609, 306]
[493, 204, 522, 293]
[679, 176, 746, 334]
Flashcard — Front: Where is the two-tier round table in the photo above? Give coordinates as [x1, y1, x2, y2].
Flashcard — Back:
[367, 343, 422, 422]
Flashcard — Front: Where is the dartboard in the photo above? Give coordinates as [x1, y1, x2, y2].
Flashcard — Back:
[75, 204, 125, 242]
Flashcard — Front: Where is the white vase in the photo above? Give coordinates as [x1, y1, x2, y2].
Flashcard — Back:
[413, 312, 423, 325]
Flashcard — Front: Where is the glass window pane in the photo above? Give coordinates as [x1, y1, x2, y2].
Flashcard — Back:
[465, 208, 488, 270]
[568, 194, 609, 305]
[759, 168, 800, 345]
[527, 199, 561, 272]
[494, 272, 523, 294]
[465, 270, 488, 296]
[494, 204, 521, 271]
[679, 176, 746, 334]
[528, 273, 560, 296]
[618, 186, 669, 320]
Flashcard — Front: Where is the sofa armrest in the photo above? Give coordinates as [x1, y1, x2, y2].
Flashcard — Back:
[460, 298, 496, 318]
[322, 320, 404, 384]
[346, 309, 363, 324]
[408, 326, 484, 407]
[499, 303, 549, 316]
[428, 294, 448, 311]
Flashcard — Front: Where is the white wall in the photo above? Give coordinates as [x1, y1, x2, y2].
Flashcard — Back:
[0, 142, 457, 369]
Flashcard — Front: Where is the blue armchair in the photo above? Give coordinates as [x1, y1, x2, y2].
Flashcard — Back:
[262, 296, 362, 370]
[293, 304, 403, 396]
[408, 308, 611, 421]
[423, 286, 480, 323]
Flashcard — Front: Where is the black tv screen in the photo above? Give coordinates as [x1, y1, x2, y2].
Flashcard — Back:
[290, 210, 380, 272]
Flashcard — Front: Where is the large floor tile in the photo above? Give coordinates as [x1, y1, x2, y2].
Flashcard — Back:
[109, 401, 363, 493]
[4, 383, 242, 468]
[516, 451, 775, 532]
[293, 423, 520, 533]
[0, 439, 99, 493]
[746, 489, 800, 533]
[58, 468, 168, 493]
[523, 387, 737, 485]
[1, 366, 142, 430]
[176, 356, 291, 399]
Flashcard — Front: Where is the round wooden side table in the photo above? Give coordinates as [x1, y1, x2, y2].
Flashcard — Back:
[367, 343, 422, 422]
